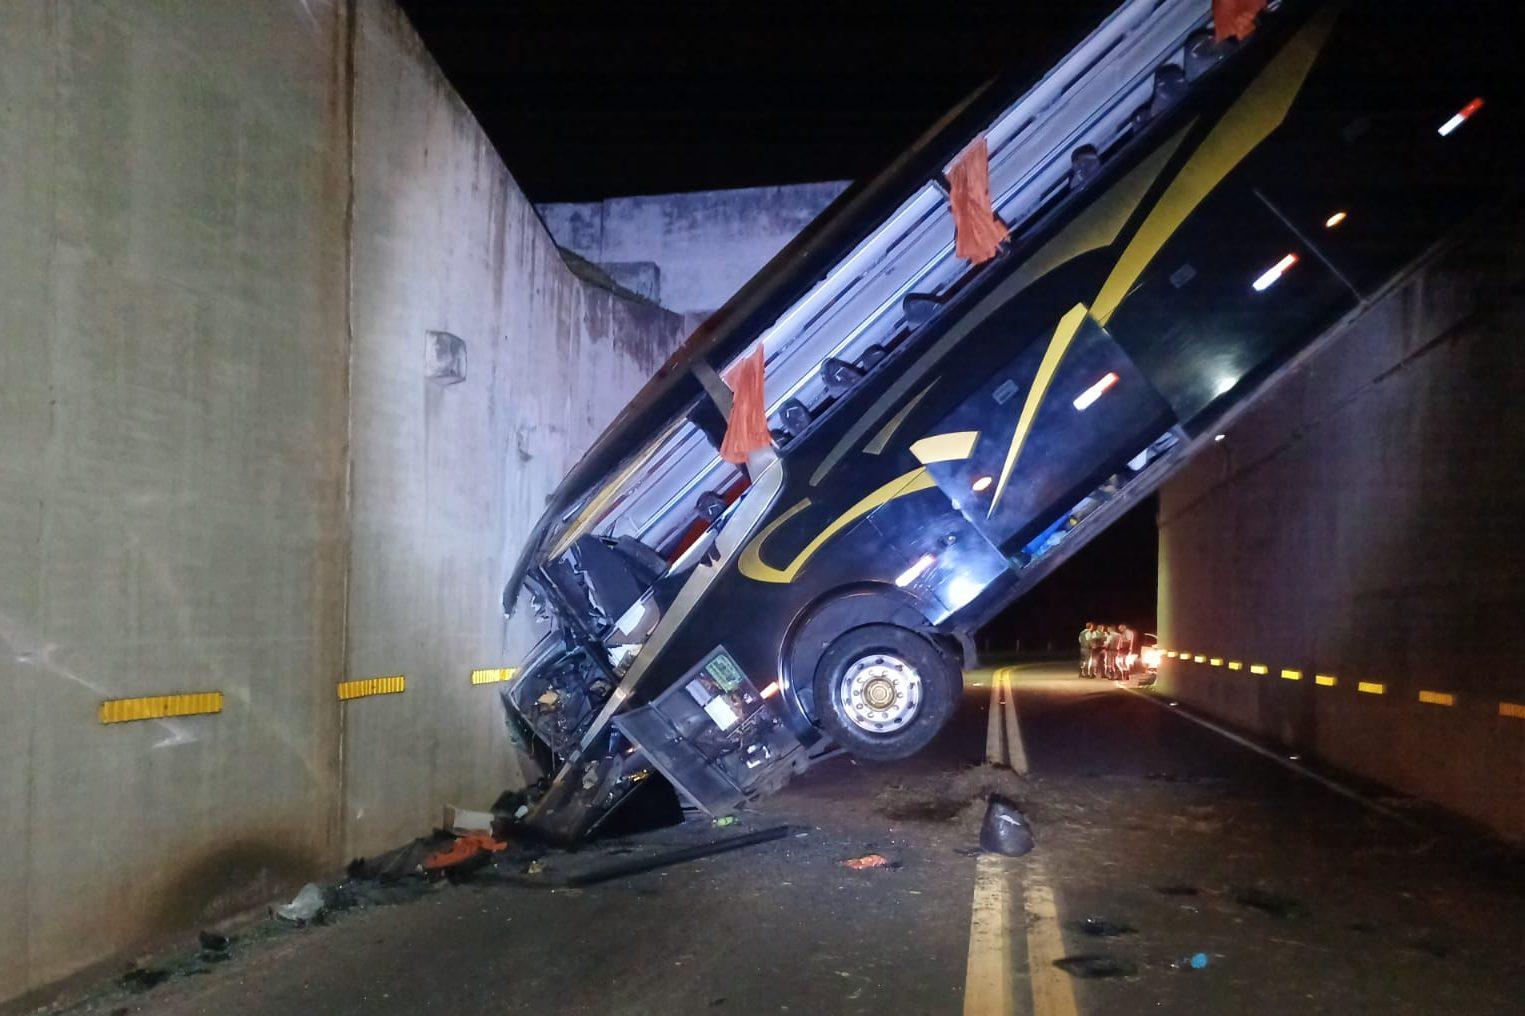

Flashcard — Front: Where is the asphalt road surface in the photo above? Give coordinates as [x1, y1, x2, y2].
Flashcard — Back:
[55, 664, 1525, 1015]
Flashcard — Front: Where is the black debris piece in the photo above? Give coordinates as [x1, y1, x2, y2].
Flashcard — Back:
[1077, 917, 1136, 938]
[979, 797, 1035, 857]
[1233, 887, 1307, 919]
[120, 967, 170, 993]
[1155, 884, 1200, 897]
[1054, 955, 1138, 979]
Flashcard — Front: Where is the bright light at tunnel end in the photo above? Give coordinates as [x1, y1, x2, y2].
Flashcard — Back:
[1072, 372, 1119, 411]
[1252, 253, 1298, 292]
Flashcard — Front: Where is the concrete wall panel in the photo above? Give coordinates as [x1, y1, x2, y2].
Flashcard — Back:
[337, 0, 685, 859]
[1157, 209, 1525, 842]
[539, 181, 850, 315]
[0, 0, 684, 1003]
[0, 0, 353, 1001]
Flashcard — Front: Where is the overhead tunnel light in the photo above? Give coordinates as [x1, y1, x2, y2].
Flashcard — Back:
[1438, 97, 1484, 137]
[1324, 210, 1347, 229]
[1073, 372, 1119, 411]
[1252, 253, 1298, 292]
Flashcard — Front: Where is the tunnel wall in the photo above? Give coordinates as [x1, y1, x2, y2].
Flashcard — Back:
[0, 0, 684, 1005]
[538, 181, 850, 316]
[1156, 207, 1525, 843]
[339, 2, 686, 859]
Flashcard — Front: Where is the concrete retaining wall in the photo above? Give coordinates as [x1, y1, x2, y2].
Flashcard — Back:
[340, 2, 684, 859]
[1156, 207, 1525, 843]
[0, 0, 683, 1005]
[539, 181, 850, 316]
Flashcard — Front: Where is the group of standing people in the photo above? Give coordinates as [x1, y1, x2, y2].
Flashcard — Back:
[1079, 622, 1138, 680]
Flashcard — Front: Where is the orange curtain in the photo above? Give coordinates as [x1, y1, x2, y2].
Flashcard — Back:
[948, 136, 1009, 264]
[1213, 0, 1265, 41]
[719, 346, 771, 465]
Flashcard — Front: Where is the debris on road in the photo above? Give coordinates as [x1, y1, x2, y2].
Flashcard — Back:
[713, 815, 738, 827]
[562, 825, 791, 887]
[198, 930, 232, 963]
[1078, 917, 1136, 937]
[273, 883, 326, 925]
[840, 853, 895, 870]
[119, 967, 170, 993]
[443, 804, 497, 835]
[874, 763, 1027, 824]
[1171, 952, 1211, 971]
[1054, 955, 1138, 979]
[978, 797, 1035, 856]
[423, 831, 508, 872]
[1155, 884, 1201, 896]
[1233, 886, 1307, 919]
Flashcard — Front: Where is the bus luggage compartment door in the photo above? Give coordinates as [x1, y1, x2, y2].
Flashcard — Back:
[614, 646, 803, 816]
[915, 313, 1174, 557]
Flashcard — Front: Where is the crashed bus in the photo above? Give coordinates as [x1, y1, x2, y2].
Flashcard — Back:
[498, 0, 1512, 841]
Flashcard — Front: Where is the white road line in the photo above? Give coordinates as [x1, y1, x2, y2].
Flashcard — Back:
[963, 854, 1017, 1015]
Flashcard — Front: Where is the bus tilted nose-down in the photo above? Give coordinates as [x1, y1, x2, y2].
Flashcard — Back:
[496, 0, 1515, 841]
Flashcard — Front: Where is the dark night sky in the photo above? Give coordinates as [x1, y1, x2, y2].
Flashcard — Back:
[398, 0, 1156, 646]
[398, 0, 1120, 202]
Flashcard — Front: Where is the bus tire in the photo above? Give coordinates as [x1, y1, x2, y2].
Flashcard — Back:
[813, 624, 960, 761]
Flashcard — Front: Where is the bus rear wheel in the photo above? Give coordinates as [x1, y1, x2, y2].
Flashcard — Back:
[813, 624, 960, 761]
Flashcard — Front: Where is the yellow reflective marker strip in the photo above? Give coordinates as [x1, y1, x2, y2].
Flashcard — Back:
[1227, 661, 1243, 671]
[1166, 651, 1177, 658]
[471, 667, 517, 686]
[1250, 664, 1269, 675]
[1193, 654, 1206, 663]
[1209, 658, 1223, 667]
[1500, 702, 1525, 720]
[1280, 668, 1302, 681]
[1315, 674, 1337, 687]
[338, 676, 405, 701]
[1417, 690, 1454, 707]
[99, 692, 223, 725]
[1357, 681, 1385, 695]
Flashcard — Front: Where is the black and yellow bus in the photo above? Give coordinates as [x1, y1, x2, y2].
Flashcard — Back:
[498, 0, 1513, 840]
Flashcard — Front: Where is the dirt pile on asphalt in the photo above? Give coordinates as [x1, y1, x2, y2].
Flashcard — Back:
[873, 764, 1027, 823]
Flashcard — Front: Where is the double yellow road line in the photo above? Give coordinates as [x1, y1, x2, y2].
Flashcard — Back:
[964, 666, 1077, 1016]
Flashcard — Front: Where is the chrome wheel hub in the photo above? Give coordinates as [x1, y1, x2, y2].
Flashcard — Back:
[839, 654, 922, 733]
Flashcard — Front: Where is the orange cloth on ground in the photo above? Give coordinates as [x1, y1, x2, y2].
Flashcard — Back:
[719, 346, 771, 465]
[1213, 0, 1265, 41]
[423, 831, 507, 870]
[948, 136, 1009, 264]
